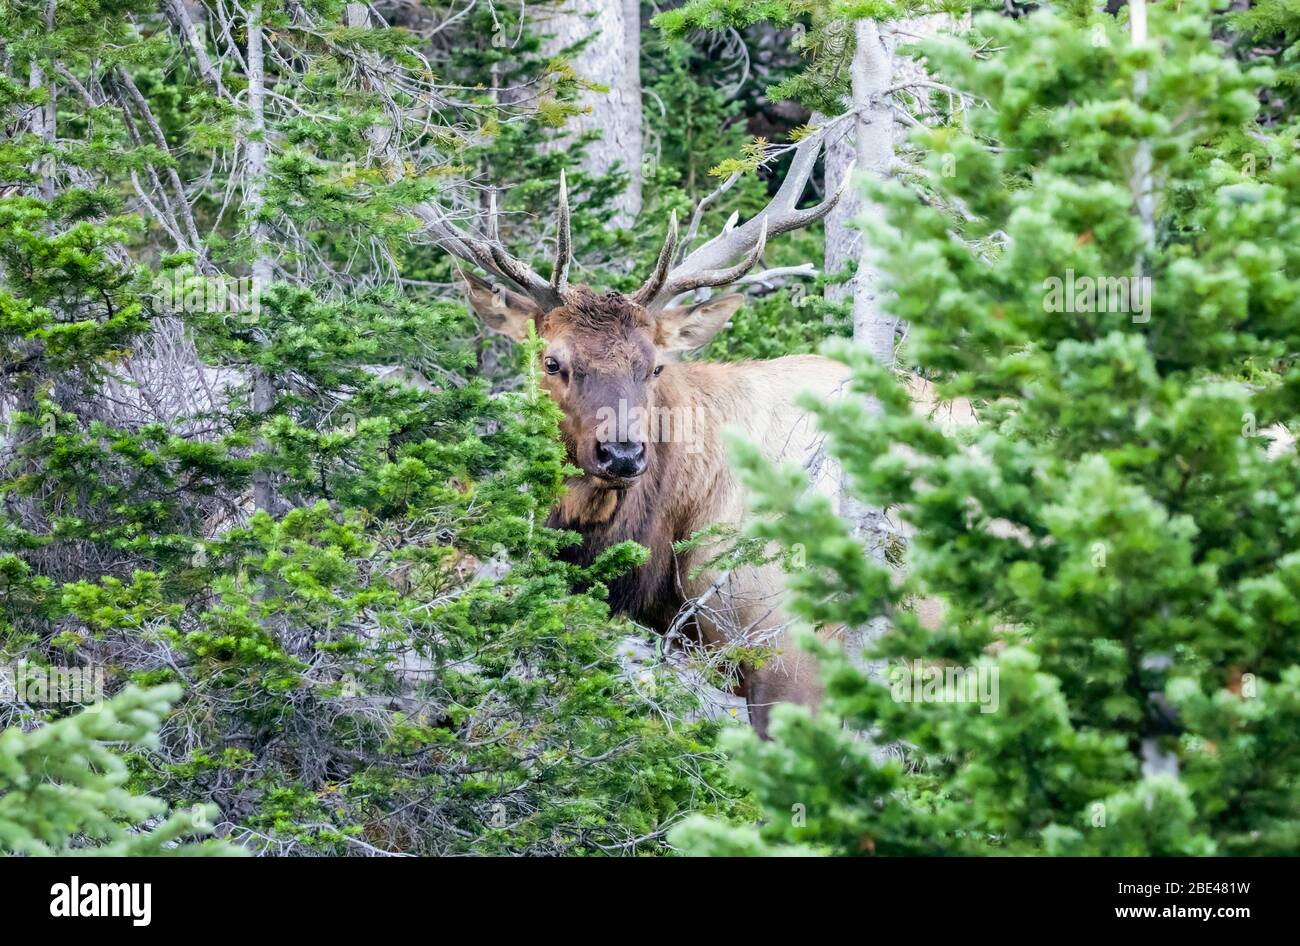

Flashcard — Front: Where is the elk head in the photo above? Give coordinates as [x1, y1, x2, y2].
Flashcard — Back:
[446, 132, 851, 488]
[461, 267, 748, 486]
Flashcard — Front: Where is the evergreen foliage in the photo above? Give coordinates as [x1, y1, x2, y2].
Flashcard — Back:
[4, 0, 1296, 861]
[0, 684, 232, 855]
[0, 0, 752, 856]
[675, 1, 1300, 857]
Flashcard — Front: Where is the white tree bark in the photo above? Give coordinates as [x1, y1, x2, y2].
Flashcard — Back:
[542, 0, 643, 227]
[828, 15, 966, 675]
[826, 19, 952, 673]
[245, 1, 275, 514]
[822, 14, 955, 356]
[31, 0, 56, 199]
[820, 116, 858, 310]
[828, 21, 895, 550]
[165, 0, 228, 98]
[28, 58, 53, 200]
[1131, 0, 1155, 257]
[848, 20, 896, 367]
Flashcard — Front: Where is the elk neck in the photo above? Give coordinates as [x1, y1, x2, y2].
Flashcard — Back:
[547, 360, 744, 629]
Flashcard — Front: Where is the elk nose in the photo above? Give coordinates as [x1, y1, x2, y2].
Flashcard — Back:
[594, 439, 647, 478]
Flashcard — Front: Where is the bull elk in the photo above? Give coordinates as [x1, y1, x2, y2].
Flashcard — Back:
[433, 128, 960, 735]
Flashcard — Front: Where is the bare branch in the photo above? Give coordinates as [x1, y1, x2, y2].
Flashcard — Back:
[734, 262, 818, 288]
[678, 171, 739, 264]
[113, 67, 205, 260]
[163, 0, 232, 100]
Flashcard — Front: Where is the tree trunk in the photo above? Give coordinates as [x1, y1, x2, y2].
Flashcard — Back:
[827, 20, 901, 674]
[828, 15, 963, 673]
[820, 115, 858, 310]
[245, 1, 275, 515]
[848, 20, 896, 367]
[832, 19, 895, 562]
[822, 14, 955, 353]
[542, 0, 643, 227]
[818, 20, 896, 361]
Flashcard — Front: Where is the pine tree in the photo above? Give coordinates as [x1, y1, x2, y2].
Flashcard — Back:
[1230, 0, 1300, 122]
[0, 685, 232, 855]
[674, 0, 1300, 856]
[1, 0, 747, 855]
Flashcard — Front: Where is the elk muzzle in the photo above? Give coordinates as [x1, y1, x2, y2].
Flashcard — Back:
[593, 437, 647, 482]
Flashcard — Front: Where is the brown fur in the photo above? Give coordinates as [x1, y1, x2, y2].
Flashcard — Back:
[462, 275, 973, 735]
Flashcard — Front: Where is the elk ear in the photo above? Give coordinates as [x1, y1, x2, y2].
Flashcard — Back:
[656, 294, 744, 355]
[458, 269, 544, 341]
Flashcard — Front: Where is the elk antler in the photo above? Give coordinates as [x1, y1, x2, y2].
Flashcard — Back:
[552, 170, 573, 294]
[419, 174, 574, 312]
[636, 125, 853, 311]
[630, 210, 678, 306]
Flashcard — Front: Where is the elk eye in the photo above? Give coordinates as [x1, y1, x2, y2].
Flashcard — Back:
[543, 356, 561, 375]
[652, 365, 664, 377]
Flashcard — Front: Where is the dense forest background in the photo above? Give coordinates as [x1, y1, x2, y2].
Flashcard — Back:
[2, 0, 1298, 856]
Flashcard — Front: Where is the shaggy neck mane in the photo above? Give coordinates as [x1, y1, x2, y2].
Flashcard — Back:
[548, 364, 733, 631]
